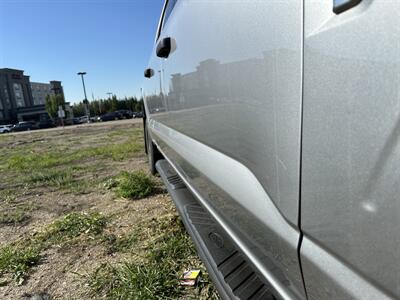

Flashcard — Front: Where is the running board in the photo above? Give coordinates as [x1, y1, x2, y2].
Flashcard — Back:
[156, 159, 275, 300]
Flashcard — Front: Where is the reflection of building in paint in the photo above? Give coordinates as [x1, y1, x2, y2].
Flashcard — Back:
[0, 68, 64, 124]
[166, 51, 292, 112]
[168, 59, 221, 111]
[147, 49, 296, 116]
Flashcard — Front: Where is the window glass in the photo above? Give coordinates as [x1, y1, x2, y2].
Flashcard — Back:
[13, 83, 25, 107]
[3, 85, 11, 108]
[163, 0, 177, 28]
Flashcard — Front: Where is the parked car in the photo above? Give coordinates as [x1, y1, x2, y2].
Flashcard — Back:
[11, 121, 36, 132]
[133, 111, 143, 118]
[72, 117, 82, 124]
[142, 1, 399, 299]
[98, 112, 121, 122]
[115, 110, 133, 119]
[38, 120, 55, 129]
[79, 116, 89, 123]
[0, 125, 10, 133]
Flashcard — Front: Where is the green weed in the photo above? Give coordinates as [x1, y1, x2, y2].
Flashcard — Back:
[0, 209, 29, 225]
[88, 214, 218, 299]
[36, 212, 107, 245]
[0, 190, 17, 204]
[0, 246, 40, 284]
[29, 169, 74, 186]
[7, 152, 61, 171]
[115, 171, 156, 199]
[101, 231, 137, 255]
[0, 212, 107, 283]
[0, 202, 37, 225]
[89, 262, 181, 300]
[7, 140, 143, 171]
[64, 179, 92, 195]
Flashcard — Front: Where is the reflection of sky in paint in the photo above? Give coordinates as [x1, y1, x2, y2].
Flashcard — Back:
[161, 1, 301, 76]
[334, 0, 351, 7]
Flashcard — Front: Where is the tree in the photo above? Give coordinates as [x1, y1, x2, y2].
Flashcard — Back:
[135, 99, 143, 112]
[45, 94, 65, 119]
[72, 102, 86, 117]
[71, 95, 143, 117]
[111, 95, 118, 112]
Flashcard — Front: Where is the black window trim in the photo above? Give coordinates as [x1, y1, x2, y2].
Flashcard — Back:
[155, 0, 170, 43]
[155, 0, 178, 42]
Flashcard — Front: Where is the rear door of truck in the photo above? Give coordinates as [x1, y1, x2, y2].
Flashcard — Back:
[301, 1, 400, 299]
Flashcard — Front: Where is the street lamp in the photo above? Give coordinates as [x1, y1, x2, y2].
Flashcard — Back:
[77, 72, 89, 122]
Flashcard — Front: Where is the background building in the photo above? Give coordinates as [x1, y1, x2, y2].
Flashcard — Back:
[0, 68, 64, 124]
[31, 81, 65, 106]
[31, 82, 52, 105]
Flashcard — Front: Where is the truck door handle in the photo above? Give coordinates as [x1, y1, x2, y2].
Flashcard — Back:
[156, 37, 172, 58]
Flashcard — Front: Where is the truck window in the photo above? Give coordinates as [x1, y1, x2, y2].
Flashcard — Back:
[163, 0, 177, 28]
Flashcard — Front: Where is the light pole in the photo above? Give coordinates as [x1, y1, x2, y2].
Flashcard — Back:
[158, 70, 162, 95]
[77, 72, 89, 122]
[107, 92, 113, 99]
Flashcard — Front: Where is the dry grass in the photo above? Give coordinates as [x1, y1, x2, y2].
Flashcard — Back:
[0, 120, 218, 299]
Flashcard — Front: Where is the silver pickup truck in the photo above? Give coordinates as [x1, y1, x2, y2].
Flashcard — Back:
[141, 1, 400, 299]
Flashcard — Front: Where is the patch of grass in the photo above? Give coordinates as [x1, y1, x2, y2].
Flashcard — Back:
[7, 152, 62, 171]
[115, 171, 156, 199]
[101, 231, 137, 254]
[102, 177, 119, 190]
[28, 169, 74, 187]
[0, 209, 30, 225]
[89, 214, 218, 299]
[28, 167, 105, 195]
[6, 140, 143, 171]
[0, 202, 37, 225]
[0, 246, 40, 284]
[37, 212, 107, 246]
[0, 212, 107, 283]
[0, 190, 17, 204]
[106, 129, 127, 139]
[87, 141, 143, 161]
[89, 262, 181, 300]
[64, 179, 92, 195]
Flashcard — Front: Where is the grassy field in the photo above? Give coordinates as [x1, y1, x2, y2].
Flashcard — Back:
[0, 120, 218, 300]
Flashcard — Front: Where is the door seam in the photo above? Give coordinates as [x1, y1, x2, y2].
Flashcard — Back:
[297, 0, 309, 299]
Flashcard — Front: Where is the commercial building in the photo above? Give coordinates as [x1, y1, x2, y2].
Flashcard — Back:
[31, 81, 64, 105]
[0, 68, 64, 124]
[30, 82, 52, 105]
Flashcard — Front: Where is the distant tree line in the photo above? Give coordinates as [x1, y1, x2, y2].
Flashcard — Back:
[72, 96, 143, 117]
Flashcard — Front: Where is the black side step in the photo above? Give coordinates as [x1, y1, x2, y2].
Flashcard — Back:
[156, 159, 275, 300]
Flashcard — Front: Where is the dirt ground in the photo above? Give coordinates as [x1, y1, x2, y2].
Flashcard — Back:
[0, 119, 218, 300]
